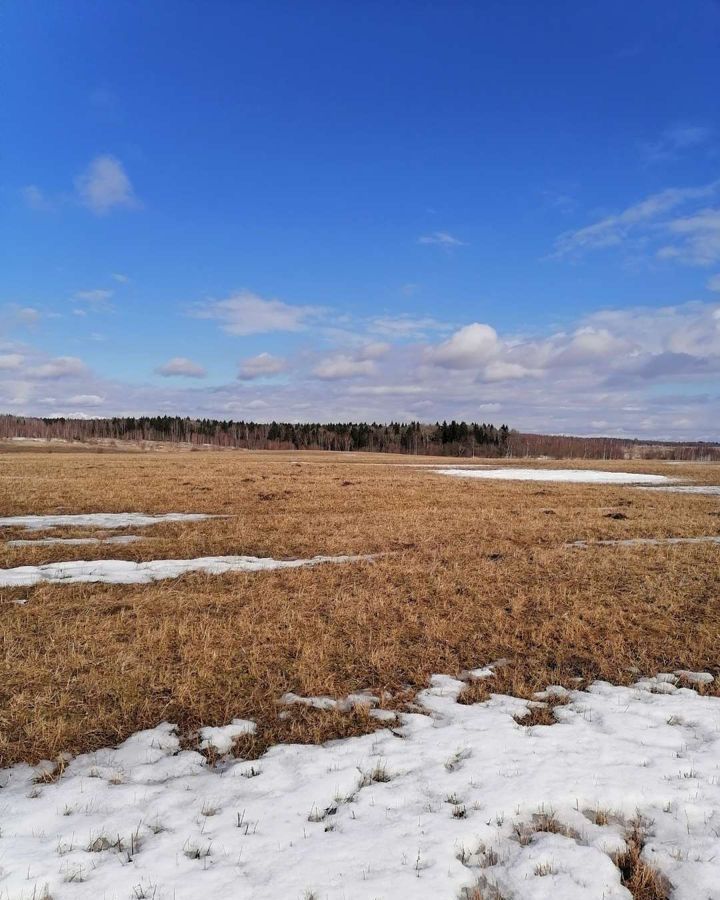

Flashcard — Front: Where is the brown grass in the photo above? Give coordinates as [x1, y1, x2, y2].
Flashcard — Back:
[1, 449, 719, 766]
[614, 818, 671, 900]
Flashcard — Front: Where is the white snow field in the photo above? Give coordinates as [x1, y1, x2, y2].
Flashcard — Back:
[2, 674, 720, 900]
[434, 467, 672, 485]
[0, 513, 218, 531]
[0, 553, 376, 587]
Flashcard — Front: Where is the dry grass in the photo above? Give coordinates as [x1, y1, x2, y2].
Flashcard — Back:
[1, 449, 719, 766]
[614, 818, 671, 900]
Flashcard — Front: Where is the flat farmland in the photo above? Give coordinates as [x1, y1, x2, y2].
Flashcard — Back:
[2, 449, 719, 770]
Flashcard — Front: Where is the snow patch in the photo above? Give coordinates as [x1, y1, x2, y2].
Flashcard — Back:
[199, 720, 256, 755]
[0, 512, 218, 531]
[280, 690, 381, 713]
[0, 553, 377, 587]
[3, 675, 720, 898]
[7, 535, 144, 547]
[434, 467, 672, 484]
[640, 484, 720, 496]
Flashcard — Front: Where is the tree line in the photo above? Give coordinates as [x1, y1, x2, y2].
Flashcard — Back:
[1, 414, 717, 460]
[0, 414, 510, 456]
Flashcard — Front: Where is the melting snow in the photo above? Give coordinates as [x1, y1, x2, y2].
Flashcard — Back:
[0, 553, 376, 587]
[1, 673, 719, 898]
[0, 513, 218, 531]
[7, 535, 144, 547]
[434, 467, 672, 484]
[640, 485, 720, 496]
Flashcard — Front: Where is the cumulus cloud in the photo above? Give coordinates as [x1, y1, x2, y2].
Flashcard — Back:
[155, 357, 207, 378]
[75, 155, 139, 215]
[193, 291, 321, 336]
[237, 353, 287, 380]
[551, 327, 632, 366]
[418, 231, 466, 247]
[429, 323, 500, 369]
[3, 302, 720, 440]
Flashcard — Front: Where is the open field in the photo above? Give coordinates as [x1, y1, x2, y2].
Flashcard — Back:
[2, 449, 720, 767]
[2, 448, 720, 899]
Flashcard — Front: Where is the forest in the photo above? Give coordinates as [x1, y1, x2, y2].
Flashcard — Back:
[2, 414, 719, 460]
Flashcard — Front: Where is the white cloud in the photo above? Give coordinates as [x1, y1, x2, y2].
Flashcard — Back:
[3, 302, 720, 440]
[111, 273, 130, 284]
[347, 385, 425, 396]
[657, 208, 720, 266]
[74, 289, 113, 304]
[237, 353, 287, 380]
[21, 185, 54, 211]
[75, 155, 139, 215]
[313, 355, 376, 380]
[26, 356, 88, 379]
[480, 361, 532, 382]
[15, 307, 41, 325]
[369, 315, 448, 338]
[642, 124, 712, 163]
[67, 394, 105, 406]
[193, 291, 321, 336]
[552, 181, 720, 258]
[0, 354, 24, 370]
[707, 274, 720, 293]
[429, 323, 500, 369]
[552, 327, 632, 366]
[155, 357, 207, 378]
[357, 342, 390, 360]
[418, 231, 466, 247]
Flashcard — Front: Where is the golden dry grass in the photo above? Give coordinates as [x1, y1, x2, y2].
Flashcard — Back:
[1, 448, 719, 767]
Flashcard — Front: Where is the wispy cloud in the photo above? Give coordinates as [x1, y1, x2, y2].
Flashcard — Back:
[552, 180, 720, 259]
[418, 231, 467, 248]
[642, 124, 713, 163]
[21, 185, 55, 212]
[74, 289, 114, 304]
[74, 155, 139, 215]
[192, 291, 322, 336]
[369, 314, 449, 338]
[23, 156, 139, 217]
[657, 208, 720, 266]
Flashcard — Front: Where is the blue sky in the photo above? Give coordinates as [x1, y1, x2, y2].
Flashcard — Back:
[2, 0, 720, 438]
